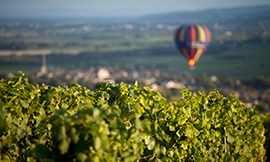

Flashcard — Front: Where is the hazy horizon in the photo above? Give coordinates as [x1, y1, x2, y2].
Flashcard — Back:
[1, 0, 270, 18]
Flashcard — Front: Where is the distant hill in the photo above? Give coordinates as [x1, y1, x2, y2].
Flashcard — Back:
[138, 5, 270, 24]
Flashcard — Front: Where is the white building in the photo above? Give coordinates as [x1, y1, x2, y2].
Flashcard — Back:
[97, 68, 111, 80]
[165, 81, 183, 89]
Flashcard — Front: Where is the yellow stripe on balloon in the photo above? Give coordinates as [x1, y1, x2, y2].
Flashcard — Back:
[193, 48, 203, 62]
[196, 25, 206, 42]
[179, 25, 188, 42]
[182, 48, 190, 60]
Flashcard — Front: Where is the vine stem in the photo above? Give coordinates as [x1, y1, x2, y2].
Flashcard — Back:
[140, 154, 153, 159]
[224, 137, 227, 153]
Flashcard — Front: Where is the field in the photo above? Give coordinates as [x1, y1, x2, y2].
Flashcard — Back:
[1, 42, 270, 80]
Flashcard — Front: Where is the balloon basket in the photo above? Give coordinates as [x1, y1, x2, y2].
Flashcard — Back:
[189, 65, 196, 70]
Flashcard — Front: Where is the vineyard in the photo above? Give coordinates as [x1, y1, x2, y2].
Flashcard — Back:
[0, 72, 269, 161]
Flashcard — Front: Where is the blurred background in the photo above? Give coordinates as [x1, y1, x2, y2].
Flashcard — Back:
[1, 0, 270, 112]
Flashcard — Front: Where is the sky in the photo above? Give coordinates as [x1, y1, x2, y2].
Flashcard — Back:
[1, 0, 270, 17]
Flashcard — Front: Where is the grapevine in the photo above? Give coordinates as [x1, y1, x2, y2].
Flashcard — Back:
[0, 73, 266, 161]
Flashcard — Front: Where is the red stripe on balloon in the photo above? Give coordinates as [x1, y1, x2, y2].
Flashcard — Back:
[190, 25, 196, 41]
[190, 48, 195, 59]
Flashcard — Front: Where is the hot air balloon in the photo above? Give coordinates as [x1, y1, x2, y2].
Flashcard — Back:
[174, 24, 211, 69]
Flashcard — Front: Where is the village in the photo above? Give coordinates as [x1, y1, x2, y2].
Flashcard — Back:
[4, 59, 268, 113]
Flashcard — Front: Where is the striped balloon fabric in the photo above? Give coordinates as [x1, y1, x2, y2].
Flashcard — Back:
[174, 24, 211, 67]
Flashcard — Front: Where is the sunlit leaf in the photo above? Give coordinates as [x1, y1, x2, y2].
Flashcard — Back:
[145, 136, 155, 150]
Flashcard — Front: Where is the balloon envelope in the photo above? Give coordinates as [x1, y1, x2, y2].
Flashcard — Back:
[174, 24, 211, 67]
